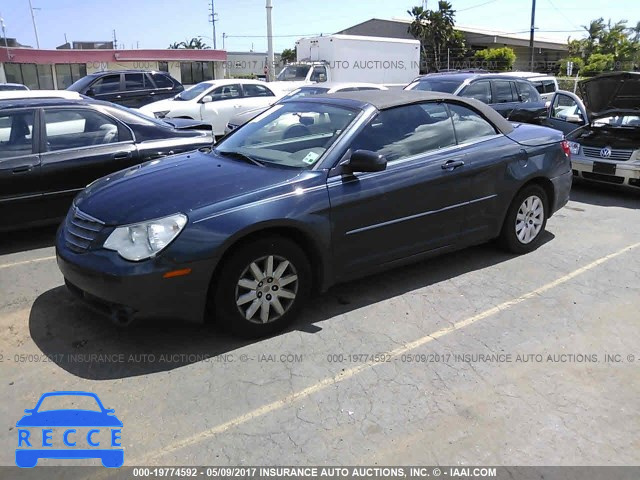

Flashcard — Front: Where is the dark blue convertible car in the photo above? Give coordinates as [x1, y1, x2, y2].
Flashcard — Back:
[56, 90, 572, 337]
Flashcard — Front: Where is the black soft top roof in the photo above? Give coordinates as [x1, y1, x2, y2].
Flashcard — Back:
[296, 89, 514, 134]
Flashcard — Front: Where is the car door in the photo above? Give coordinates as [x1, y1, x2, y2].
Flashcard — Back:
[447, 102, 522, 240]
[511, 80, 548, 124]
[0, 108, 44, 230]
[86, 74, 123, 104]
[148, 72, 179, 102]
[489, 79, 519, 119]
[542, 91, 588, 135]
[39, 107, 138, 220]
[199, 83, 243, 136]
[327, 102, 473, 279]
[459, 79, 492, 105]
[119, 72, 153, 108]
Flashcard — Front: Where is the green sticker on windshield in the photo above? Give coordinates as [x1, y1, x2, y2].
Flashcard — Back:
[302, 151, 320, 165]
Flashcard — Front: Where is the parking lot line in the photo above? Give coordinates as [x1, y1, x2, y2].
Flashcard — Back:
[130, 241, 640, 465]
[0, 256, 56, 270]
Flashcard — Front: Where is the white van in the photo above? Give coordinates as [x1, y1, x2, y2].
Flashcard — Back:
[498, 72, 559, 104]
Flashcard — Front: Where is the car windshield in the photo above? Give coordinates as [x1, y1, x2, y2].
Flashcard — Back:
[215, 101, 359, 168]
[593, 115, 640, 127]
[406, 78, 463, 94]
[175, 82, 213, 101]
[276, 65, 312, 81]
[36, 394, 102, 412]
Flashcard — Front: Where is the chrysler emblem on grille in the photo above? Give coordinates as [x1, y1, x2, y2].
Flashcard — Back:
[600, 147, 612, 158]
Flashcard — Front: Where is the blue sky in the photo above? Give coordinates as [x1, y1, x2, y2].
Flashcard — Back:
[2, 0, 638, 52]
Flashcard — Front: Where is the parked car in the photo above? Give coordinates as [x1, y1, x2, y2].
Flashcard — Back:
[0, 97, 213, 232]
[498, 72, 559, 104]
[0, 83, 29, 91]
[542, 72, 639, 190]
[67, 70, 184, 108]
[405, 73, 548, 124]
[56, 90, 571, 337]
[139, 79, 282, 138]
[224, 82, 388, 134]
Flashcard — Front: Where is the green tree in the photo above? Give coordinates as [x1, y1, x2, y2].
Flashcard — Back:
[581, 53, 615, 76]
[473, 47, 516, 71]
[168, 37, 210, 49]
[281, 47, 296, 64]
[557, 57, 585, 75]
[407, 1, 468, 72]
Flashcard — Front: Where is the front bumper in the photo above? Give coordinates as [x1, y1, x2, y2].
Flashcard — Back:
[572, 155, 640, 189]
[56, 227, 216, 324]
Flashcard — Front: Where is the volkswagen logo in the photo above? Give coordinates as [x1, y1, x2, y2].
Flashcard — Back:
[600, 147, 612, 158]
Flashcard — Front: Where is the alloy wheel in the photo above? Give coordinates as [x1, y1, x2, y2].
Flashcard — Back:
[515, 195, 544, 245]
[235, 255, 299, 324]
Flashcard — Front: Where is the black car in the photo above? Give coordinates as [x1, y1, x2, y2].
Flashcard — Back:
[56, 90, 571, 337]
[405, 73, 547, 124]
[0, 83, 29, 91]
[67, 70, 184, 108]
[0, 97, 213, 231]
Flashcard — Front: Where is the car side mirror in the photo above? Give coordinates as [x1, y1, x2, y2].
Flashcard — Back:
[201, 95, 213, 104]
[86, 88, 95, 97]
[345, 150, 387, 174]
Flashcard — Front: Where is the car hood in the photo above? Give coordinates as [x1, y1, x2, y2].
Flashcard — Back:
[139, 98, 175, 114]
[162, 117, 210, 130]
[75, 151, 305, 225]
[578, 72, 640, 120]
[16, 410, 123, 427]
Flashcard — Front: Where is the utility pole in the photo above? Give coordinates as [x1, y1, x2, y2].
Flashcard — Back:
[209, 0, 217, 49]
[113, 29, 117, 49]
[28, 0, 40, 48]
[266, 0, 274, 81]
[529, 0, 536, 71]
[222, 32, 226, 50]
[1, 15, 9, 49]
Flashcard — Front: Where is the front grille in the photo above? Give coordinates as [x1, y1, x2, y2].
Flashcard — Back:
[64, 207, 105, 253]
[582, 146, 633, 161]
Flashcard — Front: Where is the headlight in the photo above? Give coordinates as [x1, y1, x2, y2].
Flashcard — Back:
[103, 214, 187, 261]
[154, 111, 170, 119]
[568, 141, 581, 155]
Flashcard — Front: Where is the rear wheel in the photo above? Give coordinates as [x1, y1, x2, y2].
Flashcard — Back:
[499, 185, 548, 254]
[213, 236, 311, 337]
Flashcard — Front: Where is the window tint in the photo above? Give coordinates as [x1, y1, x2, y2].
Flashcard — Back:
[356, 87, 382, 91]
[124, 73, 145, 90]
[91, 75, 121, 94]
[151, 73, 174, 88]
[531, 80, 544, 94]
[243, 84, 275, 97]
[0, 111, 35, 159]
[350, 103, 456, 162]
[516, 81, 540, 103]
[209, 84, 241, 101]
[460, 81, 491, 104]
[542, 80, 557, 93]
[493, 80, 515, 103]
[44, 109, 120, 151]
[310, 66, 327, 82]
[448, 104, 497, 143]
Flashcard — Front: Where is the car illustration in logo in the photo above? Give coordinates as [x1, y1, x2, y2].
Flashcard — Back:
[16, 391, 123, 468]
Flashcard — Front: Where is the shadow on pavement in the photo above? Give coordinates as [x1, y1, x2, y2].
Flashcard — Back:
[570, 182, 640, 209]
[29, 234, 554, 380]
[0, 225, 58, 256]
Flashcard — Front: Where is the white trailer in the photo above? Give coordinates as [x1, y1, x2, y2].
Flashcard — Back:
[269, 34, 420, 92]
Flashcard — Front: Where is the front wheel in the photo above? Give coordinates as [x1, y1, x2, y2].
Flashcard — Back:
[213, 236, 311, 338]
[499, 185, 548, 254]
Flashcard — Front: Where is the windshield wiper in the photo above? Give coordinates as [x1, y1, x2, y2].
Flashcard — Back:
[215, 149, 265, 167]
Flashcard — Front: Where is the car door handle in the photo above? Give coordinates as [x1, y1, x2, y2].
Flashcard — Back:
[112, 152, 132, 160]
[12, 165, 33, 174]
[442, 160, 465, 171]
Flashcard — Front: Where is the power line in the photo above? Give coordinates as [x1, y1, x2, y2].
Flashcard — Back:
[458, 0, 500, 12]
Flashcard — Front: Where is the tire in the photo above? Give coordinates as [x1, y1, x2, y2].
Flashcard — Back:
[499, 184, 548, 254]
[213, 236, 311, 338]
